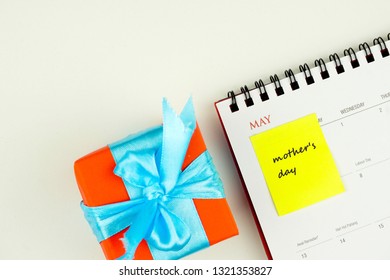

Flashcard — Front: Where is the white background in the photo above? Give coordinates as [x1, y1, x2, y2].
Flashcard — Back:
[1, 0, 390, 259]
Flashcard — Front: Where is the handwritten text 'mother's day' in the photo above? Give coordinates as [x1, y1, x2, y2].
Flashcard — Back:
[273, 142, 317, 178]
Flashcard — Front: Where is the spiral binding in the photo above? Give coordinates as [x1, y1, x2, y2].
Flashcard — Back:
[270, 75, 284, 96]
[344, 48, 360, 68]
[329, 53, 345, 74]
[284, 69, 299, 90]
[299, 63, 314, 85]
[374, 36, 390, 57]
[254, 79, 269, 102]
[314, 58, 329, 79]
[359, 42, 375, 63]
[226, 34, 390, 112]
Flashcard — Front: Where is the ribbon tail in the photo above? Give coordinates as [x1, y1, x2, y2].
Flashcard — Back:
[118, 200, 158, 260]
[159, 98, 196, 194]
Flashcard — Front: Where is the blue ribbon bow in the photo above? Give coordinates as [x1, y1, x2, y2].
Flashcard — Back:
[81, 98, 225, 259]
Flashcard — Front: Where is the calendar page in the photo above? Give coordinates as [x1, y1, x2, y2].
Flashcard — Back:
[215, 39, 390, 259]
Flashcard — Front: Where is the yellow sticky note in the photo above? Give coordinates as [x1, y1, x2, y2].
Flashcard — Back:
[250, 113, 345, 216]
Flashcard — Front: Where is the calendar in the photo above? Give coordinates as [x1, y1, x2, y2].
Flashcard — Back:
[215, 35, 390, 259]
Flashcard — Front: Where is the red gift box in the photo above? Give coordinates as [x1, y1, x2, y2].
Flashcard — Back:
[74, 124, 238, 259]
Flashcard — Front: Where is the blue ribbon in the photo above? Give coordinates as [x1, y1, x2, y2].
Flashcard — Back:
[81, 98, 225, 259]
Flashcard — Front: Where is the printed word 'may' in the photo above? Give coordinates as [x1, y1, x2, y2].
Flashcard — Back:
[250, 115, 271, 130]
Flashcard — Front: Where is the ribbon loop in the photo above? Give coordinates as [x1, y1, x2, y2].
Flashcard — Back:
[147, 205, 191, 251]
